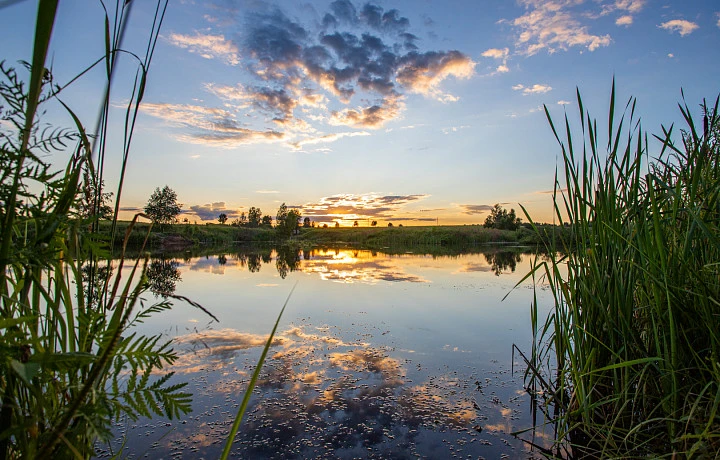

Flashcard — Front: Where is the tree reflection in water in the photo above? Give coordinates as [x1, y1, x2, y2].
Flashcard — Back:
[275, 246, 301, 279]
[146, 259, 182, 297]
[484, 250, 522, 276]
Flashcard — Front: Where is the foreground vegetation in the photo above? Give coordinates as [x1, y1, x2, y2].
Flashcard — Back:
[0, 2, 217, 458]
[519, 85, 720, 457]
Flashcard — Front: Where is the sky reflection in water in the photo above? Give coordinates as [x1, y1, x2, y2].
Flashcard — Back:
[108, 248, 554, 459]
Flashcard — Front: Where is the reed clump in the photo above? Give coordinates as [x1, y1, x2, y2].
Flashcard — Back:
[522, 83, 720, 457]
[0, 2, 218, 457]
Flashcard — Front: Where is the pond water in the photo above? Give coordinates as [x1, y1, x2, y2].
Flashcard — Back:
[102, 246, 555, 459]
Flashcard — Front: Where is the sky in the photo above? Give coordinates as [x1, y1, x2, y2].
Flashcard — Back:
[1, 0, 719, 226]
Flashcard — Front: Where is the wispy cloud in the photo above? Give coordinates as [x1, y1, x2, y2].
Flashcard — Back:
[442, 125, 470, 135]
[512, 83, 552, 95]
[511, 0, 611, 55]
[557, 100, 571, 105]
[166, 32, 240, 65]
[481, 47, 510, 74]
[138, 102, 284, 147]
[459, 204, 493, 215]
[659, 19, 699, 36]
[289, 131, 371, 149]
[602, 0, 645, 26]
[255, 190, 280, 194]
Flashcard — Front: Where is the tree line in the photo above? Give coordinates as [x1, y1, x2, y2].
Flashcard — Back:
[143, 186, 301, 237]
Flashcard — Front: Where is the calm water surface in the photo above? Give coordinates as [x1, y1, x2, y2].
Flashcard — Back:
[104, 247, 554, 459]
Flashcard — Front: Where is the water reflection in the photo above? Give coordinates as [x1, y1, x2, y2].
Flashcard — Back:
[128, 321, 539, 459]
[145, 259, 182, 297]
[148, 246, 530, 289]
[111, 246, 551, 458]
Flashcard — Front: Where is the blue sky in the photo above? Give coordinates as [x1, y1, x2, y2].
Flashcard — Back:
[2, 0, 719, 225]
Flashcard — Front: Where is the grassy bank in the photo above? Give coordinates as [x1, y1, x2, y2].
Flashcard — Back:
[521, 86, 720, 457]
[112, 220, 570, 251]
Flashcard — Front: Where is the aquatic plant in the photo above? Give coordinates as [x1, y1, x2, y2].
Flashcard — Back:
[0, 1, 215, 457]
[519, 82, 720, 457]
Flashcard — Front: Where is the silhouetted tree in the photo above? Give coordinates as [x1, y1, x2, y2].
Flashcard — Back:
[371, 220, 377, 227]
[261, 215, 273, 226]
[323, 223, 328, 228]
[275, 203, 301, 238]
[144, 185, 182, 230]
[353, 221, 359, 227]
[218, 213, 227, 224]
[303, 217, 311, 227]
[483, 204, 522, 230]
[388, 222, 393, 227]
[233, 211, 247, 227]
[335, 222, 340, 228]
[248, 207, 262, 227]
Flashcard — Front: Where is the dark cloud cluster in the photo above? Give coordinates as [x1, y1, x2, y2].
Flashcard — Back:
[459, 204, 493, 215]
[187, 202, 242, 221]
[160, 1, 475, 148]
[239, 2, 474, 121]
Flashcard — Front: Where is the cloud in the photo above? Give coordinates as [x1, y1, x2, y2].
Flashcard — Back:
[512, 83, 552, 95]
[611, 0, 645, 14]
[138, 102, 284, 147]
[256, 190, 280, 194]
[442, 125, 470, 135]
[187, 202, 242, 221]
[717, 13, 720, 29]
[557, 100, 571, 105]
[329, 96, 405, 128]
[157, 2, 475, 148]
[510, 0, 611, 55]
[481, 48, 509, 60]
[481, 47, 510, 74]
[615, 15, 633, 26]
[166, 32, 240, 65]
[299, 193, 429, 221]
[659, 19, 699, 36]
[459, 204, 493, 215]
[289, 131, 371, 149]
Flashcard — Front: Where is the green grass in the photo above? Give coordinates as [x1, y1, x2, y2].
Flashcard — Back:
[520, 82, 720, 457]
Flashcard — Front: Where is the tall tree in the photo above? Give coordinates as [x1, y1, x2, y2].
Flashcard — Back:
[275, 203, 300, 238]
[303, 217, 311, 227]
[483, 204, 522, 230]
[218, 213, 227, 224]
[261, 215, 273, 226]
[144, 185, 182, 229]
[248, 207, 262, 227]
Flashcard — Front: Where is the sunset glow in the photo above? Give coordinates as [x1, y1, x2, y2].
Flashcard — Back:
[1, 0, 718, 225]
